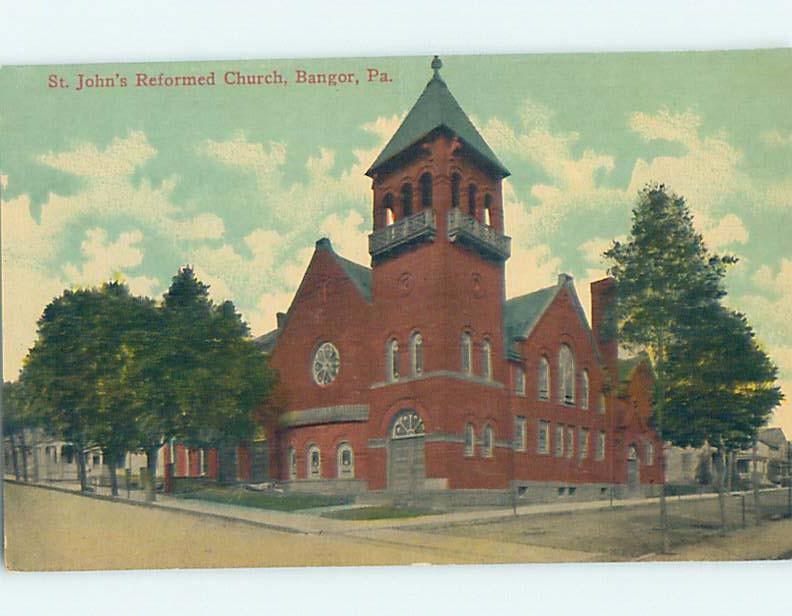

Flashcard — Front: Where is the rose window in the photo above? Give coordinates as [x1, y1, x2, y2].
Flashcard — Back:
[312, 342, 340, 386]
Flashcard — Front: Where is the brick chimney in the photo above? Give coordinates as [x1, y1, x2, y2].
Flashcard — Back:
[590, 277, 618, 380]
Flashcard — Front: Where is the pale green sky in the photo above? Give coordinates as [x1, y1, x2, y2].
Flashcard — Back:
[1, 50, 790, 433]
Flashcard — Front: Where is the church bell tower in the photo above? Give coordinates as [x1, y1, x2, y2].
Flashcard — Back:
[366, 56, 512, 382]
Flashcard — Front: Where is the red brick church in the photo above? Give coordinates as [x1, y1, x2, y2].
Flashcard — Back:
[247, 56, 663, 503]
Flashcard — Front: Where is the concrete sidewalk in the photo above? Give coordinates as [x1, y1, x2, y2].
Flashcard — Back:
[9, 475, 774, 536]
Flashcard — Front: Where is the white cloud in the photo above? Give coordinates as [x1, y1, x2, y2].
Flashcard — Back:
[60, 227, 160, 297]
[63, 228, 145, 284]
[38, 131, 156, 178]
[481, 100, 625, 245]
[629, 108, 701, 146]
[318, 210, 369, 265]
[702, 213, 749, 249]
[627, 108, 748, 225]
[506, 243, 562, 299]
[1, 262, 66, 381]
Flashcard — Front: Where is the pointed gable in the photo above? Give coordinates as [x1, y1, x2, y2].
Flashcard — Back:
[503, 274, 601, 362]
[297, 237, 371, 304]
[366, 57, 509, 179]
[503, 284, 558, 355]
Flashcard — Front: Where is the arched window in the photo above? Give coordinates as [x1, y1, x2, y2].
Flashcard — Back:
[483, 425, 494, 458]
[464, 423, 475, 457]
[582, 370, 590, 409]
[538, 356, 550, 400]
[481, 339, 492, 381]
[383, 192, 394, 225]
[419, 172, 432, 208]
[392, 409, 425, 439]
[468, 184, 477, 217]
[451, 173, 461, 209]
[410, 332, 423, 376]
[645, 442, 655, 466]
[460, 332, 472, 375]
[598, 393, 606, 414]
[307, 445, 321, 479]
[559, 344, 575, 405]
[387, 339, 400, 382]
[288, 446, 297, 480]
[401, 183, 413, 217]
[484, 193, 493, 226]
[515, 366, 526, 395]
[336, 443, 354, 478]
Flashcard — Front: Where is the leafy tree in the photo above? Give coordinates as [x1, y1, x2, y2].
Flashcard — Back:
[145, 267, 275, 490]
[21, 283, 158, 495]
[2, 381, 32, 481]
[22, 288, 107, 491]
[86, 283, 158, 496]
[20, 267, 277, 500]
[664, 304, 782, 529]
[604, 184, 737, 552]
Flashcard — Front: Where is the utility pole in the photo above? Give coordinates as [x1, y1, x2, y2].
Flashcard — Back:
[752, 435, 761, 525]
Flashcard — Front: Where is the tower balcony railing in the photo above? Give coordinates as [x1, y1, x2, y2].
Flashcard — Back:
[447, 209, 511, 260]
[369, 208, 437, 258]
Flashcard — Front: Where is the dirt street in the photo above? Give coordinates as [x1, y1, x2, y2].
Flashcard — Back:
[4, 482, 792, 571]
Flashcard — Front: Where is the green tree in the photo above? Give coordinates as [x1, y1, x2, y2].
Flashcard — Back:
[21, 283, 158, 495]
[664, 304, 782, 530]
[145, 267, 275, 490]
[22, 288, 106, 492]
[198, 300, 275, 483]
[87, 283, 159, 496]
[130, 267, 215, 500]
[604, 184, 737, 552]
[2, 381, 32, 481]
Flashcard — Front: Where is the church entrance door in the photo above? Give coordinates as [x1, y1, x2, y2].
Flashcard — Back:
[388, 410, 426, 493]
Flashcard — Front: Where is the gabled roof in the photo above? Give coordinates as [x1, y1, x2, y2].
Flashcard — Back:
[503, 274, 602, 364]
[253, 239, 372, 356]
[366, 57, 509, 179]
[333, 252, 372, 303]
[253, 329, 279, 354]
[314, 238, 372, 303]
[503, 284, 558, 354]
[758, 427, 787, 447]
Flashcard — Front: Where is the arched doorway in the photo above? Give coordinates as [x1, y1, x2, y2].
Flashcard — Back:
[627, 444, 640, 491]
[388, 409, 426, 493]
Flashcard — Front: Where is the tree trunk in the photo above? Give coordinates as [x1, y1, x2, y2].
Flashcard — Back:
[653, 363, 670, 553]
[19, 431, 29, 482]
[727, 451, 734, 493]
[217, 443, 237, 485]
[76, 448, 88, 493]
[10, 434, 21, 480]
[31, 432, 40, 482]
[107, 450, 119, 497]
[717, 442, 727, 535]
[145, 446, 158, 502]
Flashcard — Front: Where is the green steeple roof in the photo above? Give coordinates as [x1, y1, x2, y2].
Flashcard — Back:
[366, 56, 510, 178]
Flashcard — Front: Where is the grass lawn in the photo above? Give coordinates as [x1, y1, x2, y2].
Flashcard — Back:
[176, 486, 351, 511]
[321, 505, 437, 521]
